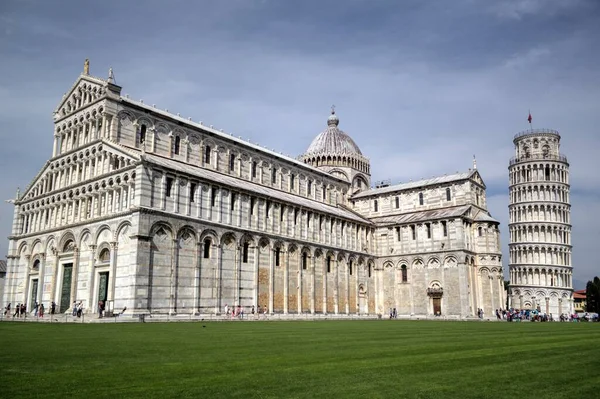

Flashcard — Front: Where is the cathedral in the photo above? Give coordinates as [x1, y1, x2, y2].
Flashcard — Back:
[2, 62, 505, 318]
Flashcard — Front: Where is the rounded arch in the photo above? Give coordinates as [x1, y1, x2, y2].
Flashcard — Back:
[412, 258, 424, 269]
[149, 221, 174, 237]
[443, 256, 458, 268]
[383, 260, 394, 269]
[116, 220, 133, 239]
[258, 237, 271, 250]
[45, 236, 56, 254]
[314, 248, 324, 259]
[79, 230, 92, 251]
[59, 230, 76, 252]
[199, 228, 218, 243]
[238, 233, 255, 246]
[301, 246, 312, 256]
[93, 224, 113, 244]
[429, 280, 442, 289]
[220, 232, 237, 247]
[427, 257, 441, 269]
[30, 239, 43, 256]
[336, 252, 346, 262]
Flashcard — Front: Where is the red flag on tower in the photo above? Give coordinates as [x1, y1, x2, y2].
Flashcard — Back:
[527, 112, 532, 124]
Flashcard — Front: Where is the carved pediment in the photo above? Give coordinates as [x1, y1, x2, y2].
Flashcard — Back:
[55, 75, 108, 119]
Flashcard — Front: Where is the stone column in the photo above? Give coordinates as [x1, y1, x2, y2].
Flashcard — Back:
[110, 115, 118, 141]
[107, 242, 118, 314]
[489, 275, 495, 312]
[37, 254, 46, 305]
[235, 245, 241, 307]
[310, 254, 315, 314]
[215, 244, 222, 314]
[69, 248, 80, 311]
[334, 257, 339, 315]
[345, 261, 350, 315]
[322, 256, 327, 314]
[253, 244, 259, 309]
[87, 245, 97, 313]
[194, 241, 202, 314]
[53, 134, 59, 157]
[269, 247, 274, 314]
[297, 257, 302, 314]
[283, 248, 289, 314]
[170, 238, 177, 315]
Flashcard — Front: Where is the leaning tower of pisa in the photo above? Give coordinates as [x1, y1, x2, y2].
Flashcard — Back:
[508, 128, 573, 316]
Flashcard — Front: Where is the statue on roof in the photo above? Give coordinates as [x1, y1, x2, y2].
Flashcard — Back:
[84, 59, 90, 75]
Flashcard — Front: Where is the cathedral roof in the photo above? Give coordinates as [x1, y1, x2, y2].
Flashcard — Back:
[351, 170, 480, 199]
[369, 205, 471, 226]
[304, 111, 363, 157]
[142, 153, 373, 225]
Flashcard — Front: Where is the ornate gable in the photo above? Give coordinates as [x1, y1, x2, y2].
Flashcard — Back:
[18, 139, 140, 202]
[54, 74, 108, 119]
[469, 170, 486, 189]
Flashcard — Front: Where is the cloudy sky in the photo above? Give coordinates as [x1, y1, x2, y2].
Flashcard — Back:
[1, 0, 598, 288]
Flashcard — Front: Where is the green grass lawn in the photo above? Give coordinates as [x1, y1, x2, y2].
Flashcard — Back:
[1, 320, 599, 398]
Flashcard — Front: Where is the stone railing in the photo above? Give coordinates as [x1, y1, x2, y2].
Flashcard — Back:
[427, 287, 443, 297]
[509, 153, 569, 166]
[513, 128, 560, 140]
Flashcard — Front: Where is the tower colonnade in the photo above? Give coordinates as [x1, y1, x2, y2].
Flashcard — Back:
[508, 129, 573, 315]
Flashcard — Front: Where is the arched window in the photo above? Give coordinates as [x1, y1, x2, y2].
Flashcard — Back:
[368, 264, 372, 278]
[99, 248, 110, 262]
[229, 153, 236, 172]
[271, 168, 277, 184]
[204, 146, 211, 164]
[374, 200, 378, 212]
[290, 174, 295, 191]
[326, 256, 331, 273]
[32, 259, 40, 271]
[349, 260, 353, 276]
[478, 226, 483, 237]
[446, 187, 451, 201]
[242, 242, 249, 263]
[419, 192, 424, 206]
[203, 238, 211, 259]
[302, 252, 308, 270]
[308, 180, 312, 196]
[275, 247, 281, 266]
[401, 265, 408, 282]
[251, 161, 257, 178]
[174, 136, 181, 155]
[139, 124, 147, 145]
[395, 196, 399, 208]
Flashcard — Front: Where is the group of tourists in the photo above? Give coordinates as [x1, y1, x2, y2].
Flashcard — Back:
[223, 304, 270, 319]
[3, 301, 57, 318]
[71, 301, 85, 318]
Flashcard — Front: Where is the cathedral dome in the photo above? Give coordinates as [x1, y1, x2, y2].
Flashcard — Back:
[304, 110, 363, 156]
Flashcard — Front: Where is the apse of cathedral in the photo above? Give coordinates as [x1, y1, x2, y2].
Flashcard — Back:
[3, 61, 505, 318]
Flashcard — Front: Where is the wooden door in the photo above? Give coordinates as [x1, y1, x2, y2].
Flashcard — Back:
[433, 298, 441, 315]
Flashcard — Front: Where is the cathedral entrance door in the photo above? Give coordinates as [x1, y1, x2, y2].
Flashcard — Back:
[433, 298, 441, 315]
[59, 264, 73, 313]
[30, 279, 39, 308]
[97, 272, 109, 306]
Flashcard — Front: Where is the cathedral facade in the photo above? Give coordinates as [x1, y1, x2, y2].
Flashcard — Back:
[2, 64, 504, 318]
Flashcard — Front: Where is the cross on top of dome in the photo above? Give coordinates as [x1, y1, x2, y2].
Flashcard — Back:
[327, 105, 339, 127]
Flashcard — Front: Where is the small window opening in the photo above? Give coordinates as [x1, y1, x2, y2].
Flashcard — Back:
[174, 136, 181, 155]
[203, 239, 211, 258]
[190, 183, 196, 202]
[205, 146, 211, 164]
[243, 242, 249, 263]
[166, 177, 173, 197]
